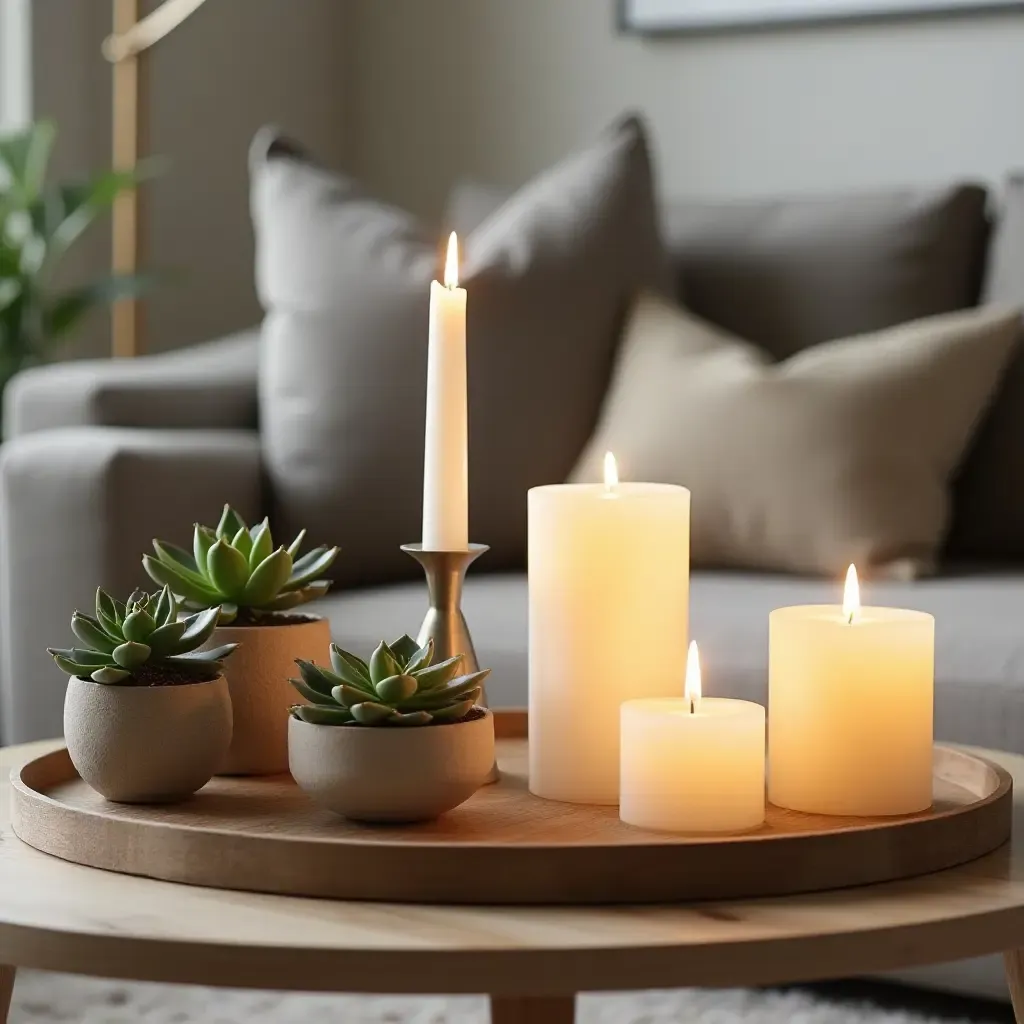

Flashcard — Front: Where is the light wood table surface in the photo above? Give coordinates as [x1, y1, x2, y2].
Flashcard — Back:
[4, 740, 1024, 1024]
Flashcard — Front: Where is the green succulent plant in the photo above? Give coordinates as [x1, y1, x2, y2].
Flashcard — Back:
[48, 586, 237, 685]
[143, 504, 339, 625]
[289, 635, 489, 727]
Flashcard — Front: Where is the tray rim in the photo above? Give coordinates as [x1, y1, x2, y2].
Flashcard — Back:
[9, 709, 1014, 904]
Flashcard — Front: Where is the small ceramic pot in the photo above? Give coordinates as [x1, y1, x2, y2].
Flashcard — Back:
[212, 616, 331, 776]
[64, 675, 232, 804]
[289, 709, 495, 823]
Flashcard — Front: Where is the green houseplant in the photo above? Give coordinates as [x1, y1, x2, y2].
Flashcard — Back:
[287, 636, 495, 822]
[0, 120, 152, 433]
[50, 587, 236, 803]
[144, 505, 339, 776]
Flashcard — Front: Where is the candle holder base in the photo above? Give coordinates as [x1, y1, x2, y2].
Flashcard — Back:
[401, 543, 498, 783]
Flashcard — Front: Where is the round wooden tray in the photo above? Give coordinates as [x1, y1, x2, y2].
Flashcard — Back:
[10, 710, 1012, 905]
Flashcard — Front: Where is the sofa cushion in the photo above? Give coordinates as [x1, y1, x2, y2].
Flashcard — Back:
[948, 174, 1024, 561]
[570, 292, 1020, 577]
[448, 180, 990, 360]
[664, 185, 990, 359]
[252, 118, 668, 586]
[320, 569, 1024, 755]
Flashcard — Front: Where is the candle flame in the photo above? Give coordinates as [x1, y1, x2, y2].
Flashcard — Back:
[684, 640, 702, 713]
[603, 451, 619, 490]
[843, 564, 860, 624]
[444, 231, 459, 289]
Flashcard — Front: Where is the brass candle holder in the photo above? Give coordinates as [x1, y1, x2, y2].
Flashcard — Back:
[401, 542, 498, 783]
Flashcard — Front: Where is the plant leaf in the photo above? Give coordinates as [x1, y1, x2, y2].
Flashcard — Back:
[332, 683, 376, 709]
[389, 635, 421, 665]
[216, 504, 247, 540]
[375, 673, 418, 703]
[91, 666, 132, 685]
[206, 539, 250, 600]
[282, 546, 338, 591]
[247, 519, 272, 570]
[289, 676, 337, 706]
[350, 701, 397, 726]
[285, 529, 306, 559]
[146, 618, 187, 656]
[143, 555, 221, 607]
[231, 525, 254, 561]
[369, 641, 399, 687]
[291, 704, 354, 726]
[410, 654, 464, 692]
[404, 639, 433, 675]
[121, 608, 156, 643]
[45, 274, 154, 340]
[193, 524, 216, 577]
[329, 644, 371, 685]
[428, 699, 476, 723]
[296, 659, 345, 696]
[177, 606, 220, 651]
[70, 613, 117, 653]
[0, 120, 56, 202]
[112, 641, 151, 670]
[242, 547, 292, 607]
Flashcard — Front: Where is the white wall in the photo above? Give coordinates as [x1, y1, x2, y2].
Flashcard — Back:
[349, 0, 1024, 220]
[32, 0, 350, 356]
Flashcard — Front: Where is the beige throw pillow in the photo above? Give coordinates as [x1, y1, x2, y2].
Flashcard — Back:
[571, 294, 1021, 576]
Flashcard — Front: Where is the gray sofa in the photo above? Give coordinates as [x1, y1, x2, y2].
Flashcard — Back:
[2, 173, 1024, 1002]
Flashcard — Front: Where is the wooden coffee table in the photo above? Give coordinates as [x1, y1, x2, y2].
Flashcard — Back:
[4, 739, 1024, 1024]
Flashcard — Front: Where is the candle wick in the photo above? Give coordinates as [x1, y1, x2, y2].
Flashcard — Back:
[689, 697, 695, 715]
[848, 611, 854, 625]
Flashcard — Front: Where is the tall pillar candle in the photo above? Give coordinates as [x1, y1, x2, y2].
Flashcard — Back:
[422, 232, 468, 551]
[768, 566, 934, 817]
[529, 454, 690, 805]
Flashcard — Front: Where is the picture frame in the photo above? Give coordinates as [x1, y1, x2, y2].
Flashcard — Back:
[619, 0, 1024, 34]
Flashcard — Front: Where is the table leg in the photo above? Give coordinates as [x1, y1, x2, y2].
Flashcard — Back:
[1006, 950, 1024, 1021]
[0, 966, 15, 1024]
[490, 995, 575, 1024]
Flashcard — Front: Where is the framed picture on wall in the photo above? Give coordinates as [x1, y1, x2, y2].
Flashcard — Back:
[619, 0, 1024, 33]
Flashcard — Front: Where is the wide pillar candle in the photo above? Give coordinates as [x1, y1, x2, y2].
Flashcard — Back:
[421, 232, 468, 552]
[768, 569, 934, 816]
[620, 643, 765, 833]
[529, 468, 690, 805]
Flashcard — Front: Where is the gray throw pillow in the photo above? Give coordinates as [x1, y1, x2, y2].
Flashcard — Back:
[448, 181, 991, 361]
[252, 117, 668, 585]
[948, 174, 1024, 561]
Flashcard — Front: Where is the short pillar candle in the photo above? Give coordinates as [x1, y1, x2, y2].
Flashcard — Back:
[768, 566, 934, 817]
[620, 642, 766, 833]
[528, 454, 690, 805]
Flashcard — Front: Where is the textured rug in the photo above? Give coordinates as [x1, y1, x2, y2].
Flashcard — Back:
[7, 971, 1002, 1023]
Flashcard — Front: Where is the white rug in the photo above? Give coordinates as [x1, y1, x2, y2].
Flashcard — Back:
[8, 971, 989, 1023]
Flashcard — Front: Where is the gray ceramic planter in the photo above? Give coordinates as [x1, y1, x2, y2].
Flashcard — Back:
[288, 709, 495, 822]
[63, 675, 232, 804]
[212, 616, 331, 776]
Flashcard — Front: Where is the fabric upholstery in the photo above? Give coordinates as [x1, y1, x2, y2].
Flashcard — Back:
[3, 329, 259, 438]
[662, 185, 990, 359]
[447, 180, 990, 361]
[570, 293, 1020, 577]
[0, 428, 262, 742]
[948, 174, 1024, 560]
[322, 568, 1024, 756]
[252, 117, 668, 586]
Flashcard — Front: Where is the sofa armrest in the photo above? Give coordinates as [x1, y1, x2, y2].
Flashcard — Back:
[3, 329, 259, 438]
[0, 427, 262, 742]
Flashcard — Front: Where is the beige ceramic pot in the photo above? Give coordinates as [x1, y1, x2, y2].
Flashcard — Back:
[289, 709, 495, 823]
[63, 675, 232, 804]
[213, 616, 331, 776]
